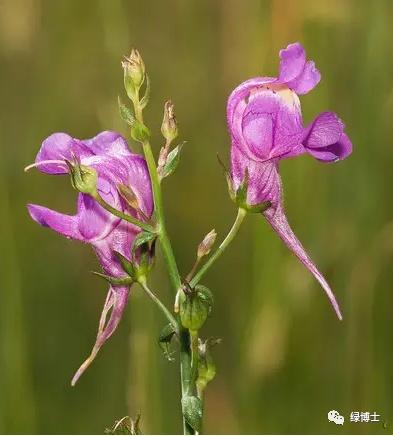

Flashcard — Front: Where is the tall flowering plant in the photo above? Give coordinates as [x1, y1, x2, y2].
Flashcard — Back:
[26, 43, 352, 434]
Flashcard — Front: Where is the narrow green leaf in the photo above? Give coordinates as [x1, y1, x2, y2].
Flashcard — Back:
[161, 142, 185, 179]
[118, 97, 135, 126]
[182, 396, 203, 433]
[158, 323, 177, 362]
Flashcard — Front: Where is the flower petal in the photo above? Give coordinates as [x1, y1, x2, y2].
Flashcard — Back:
[227, 77, 277, 135]
[27, 204, 83, 241]
[231, 145, 280, 206]
[93, 223, 138, 277]
[82, 131, 131, 158]
[71, 286, 130, 386]
[35, 133, 92, 174]
[263, 185, 343, 320]
[303, 112, 352, 162]
[306, 133, 353, 162]
[124, 155, 154, 218]
[304, 112, 344, 148]
[278, 42, 306, 83]
[287, 60, 321, 95]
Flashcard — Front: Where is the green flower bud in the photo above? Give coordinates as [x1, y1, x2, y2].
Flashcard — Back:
[122, 49, 146, 100]
[179, 285, 213, 331]
[161, 100, 178, 143]
[65, 161, 98, 196]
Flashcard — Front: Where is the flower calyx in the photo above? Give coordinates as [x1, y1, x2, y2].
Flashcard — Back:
[179, 283, 214, 331]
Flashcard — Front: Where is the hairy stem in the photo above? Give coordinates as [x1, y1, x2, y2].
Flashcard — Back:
[190, 208, 246, 287]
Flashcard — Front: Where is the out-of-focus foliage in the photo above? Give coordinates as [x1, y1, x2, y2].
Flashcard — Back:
[0, 0, 392, 433]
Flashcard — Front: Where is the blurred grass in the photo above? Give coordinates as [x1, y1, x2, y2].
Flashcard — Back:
[0, 0, 393, 433]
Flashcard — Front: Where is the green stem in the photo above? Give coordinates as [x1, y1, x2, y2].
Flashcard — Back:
[93, 192, 155, 233]
[134, 101, 193, 435]
[190, 208, 246, 287]
[179, 328, 193, 435]
[189, 330, 199, 388]
[138, 279, 178, 334]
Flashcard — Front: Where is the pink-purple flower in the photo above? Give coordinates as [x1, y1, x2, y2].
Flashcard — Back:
[227, 42, 353, 319]
[27, 131, 153, 384]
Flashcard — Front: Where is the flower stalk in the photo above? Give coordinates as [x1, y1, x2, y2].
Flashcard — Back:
[128, 80, 195, 435]
[190, 208, 247, 287]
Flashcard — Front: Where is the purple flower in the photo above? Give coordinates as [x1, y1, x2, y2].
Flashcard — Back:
[227, 42, 353, 320]
[27, 131, 153, 384]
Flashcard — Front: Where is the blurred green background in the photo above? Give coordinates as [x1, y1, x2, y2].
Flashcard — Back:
[1, 0, 393, 434]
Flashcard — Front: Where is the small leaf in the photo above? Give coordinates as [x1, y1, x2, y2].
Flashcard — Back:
[235, 168, 249, 205]
[161, 142, 185, 179]
[158, 323, 177, 362]
[118, 97, 135, 126]
[159, 323, 176, 343]
[182, 396, 203, 433]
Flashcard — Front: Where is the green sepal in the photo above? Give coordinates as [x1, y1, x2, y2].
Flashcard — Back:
[92, 271, 133, 286]
[131, 120, 150, 143]
[182, 396, 203, 433]
[235, 169, 249, 205]
[65, 160, 98, 196]
[158, 323, 177, 362]
[195, 285, 214, 315]
[161, 142, 185, 179]
[217, 154, 236, 201]
[132, 231, 156, 255]
[243, 200, 271, 214]
[114, 251, 135, 278]
[139, 74, 150, 109]
[118, 97, 135, 126]
[131, 232, 157, 277]
[179, 290, 210, 331]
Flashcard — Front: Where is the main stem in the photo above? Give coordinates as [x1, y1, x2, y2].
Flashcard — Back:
[190, 208, 246, 287]
[135, 103, 194, 435]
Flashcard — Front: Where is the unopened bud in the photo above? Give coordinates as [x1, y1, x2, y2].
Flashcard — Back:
[122, 49, 146, 100]
[65, 161, 97, 196]
[161, 100, 178, 143]
[197, 229, 217, 259]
